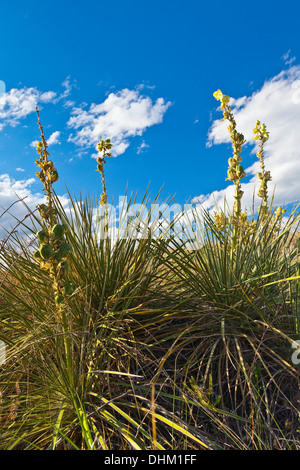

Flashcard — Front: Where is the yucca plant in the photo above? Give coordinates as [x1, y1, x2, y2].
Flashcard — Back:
[143, 91, 300, 449]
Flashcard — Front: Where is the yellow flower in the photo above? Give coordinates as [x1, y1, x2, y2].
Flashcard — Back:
[275, 207, 286, 218]
[213, 89, 223, 101]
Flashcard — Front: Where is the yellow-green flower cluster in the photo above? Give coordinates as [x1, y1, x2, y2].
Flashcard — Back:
[214, 212, 229, 232]
[238, 212, 257, 239]
[35, 142, 59, 185]
[214, 210, 257, 240]
[272, 206, 286, 232]
[213, 89, 230, 111]
[213, 90, 247, 184]
[253, 120, 269, 142]
[275, 206, 286, 219]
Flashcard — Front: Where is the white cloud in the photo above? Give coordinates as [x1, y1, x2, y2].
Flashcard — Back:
[195, 66, 300, 212]
[0, 174, 44, 239]
[30, 130, 61, 148]
[59, 76, 77, 100]
[282, 50, 296, 66]
[0, 174, 69, 240]
[47, 131, 61, 146]
[16, 167, 25, 172]
[67, 88, 172, 156]
[39, 91, 57, 103]
[63, 100, 76, 108]
[137, 140, 150, 154]
[0, 87, 57, 131]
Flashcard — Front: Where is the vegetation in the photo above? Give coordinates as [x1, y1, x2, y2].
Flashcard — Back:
[0, 91, 299, 450]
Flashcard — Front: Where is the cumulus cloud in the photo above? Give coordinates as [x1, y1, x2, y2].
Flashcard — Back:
[67, 88, 172, 156]
[0, 87, 57, 131]
[47, 131, 61, 146]
[30, 130, 61, 148]
[194, 66, 300, 212]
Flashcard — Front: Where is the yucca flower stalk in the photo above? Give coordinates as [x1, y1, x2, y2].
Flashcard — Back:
[253, 121, 286, 233]
[96, 138, 112, 235]
[253, 120, 271, 221]
[34, 108, 75, 386]
[213, 89, 247, 250]
[34, 107, 75, 313]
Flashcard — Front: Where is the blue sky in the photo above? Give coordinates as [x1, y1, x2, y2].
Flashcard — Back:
[1, 0, 300, 232]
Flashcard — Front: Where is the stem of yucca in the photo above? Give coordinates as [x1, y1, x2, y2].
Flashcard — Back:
[35, 108, 74, 387]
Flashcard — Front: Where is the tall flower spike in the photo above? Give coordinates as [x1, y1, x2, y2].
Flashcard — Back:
[213, 89, 247, 249]
[35, 107, 58, 229]
[253, 120, 271, 221]
[34, 108, 75, 320]
[96, 139, 112, 234]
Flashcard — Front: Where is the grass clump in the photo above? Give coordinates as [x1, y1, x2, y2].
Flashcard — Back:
[0, 93, 299, 450]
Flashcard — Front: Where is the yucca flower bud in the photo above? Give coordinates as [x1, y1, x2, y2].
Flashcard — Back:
[257, 188, 265, 198]
[39, 244, 55, 260]
[265, 170, 272, 182]
[64, 282, 76, 296]
[99, 193, 108, 206]
[35, 170, 46, 182]
[226, 169, 236, 181]
[37, 204, 49, 218]
[97, 140, 104, 152]
[58, 260, 69, 276]
[236, 165, 246, 178]
[43, 160, 54, 171]
[228, 157, 235, 168]
[49, 169, 59, 183]
[36, 141, 43, 155]
[57, 242, 71, 257]
[53, 251, 63, 262]
[36, 229, 49, 244]
[51, 224, 65, 239]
